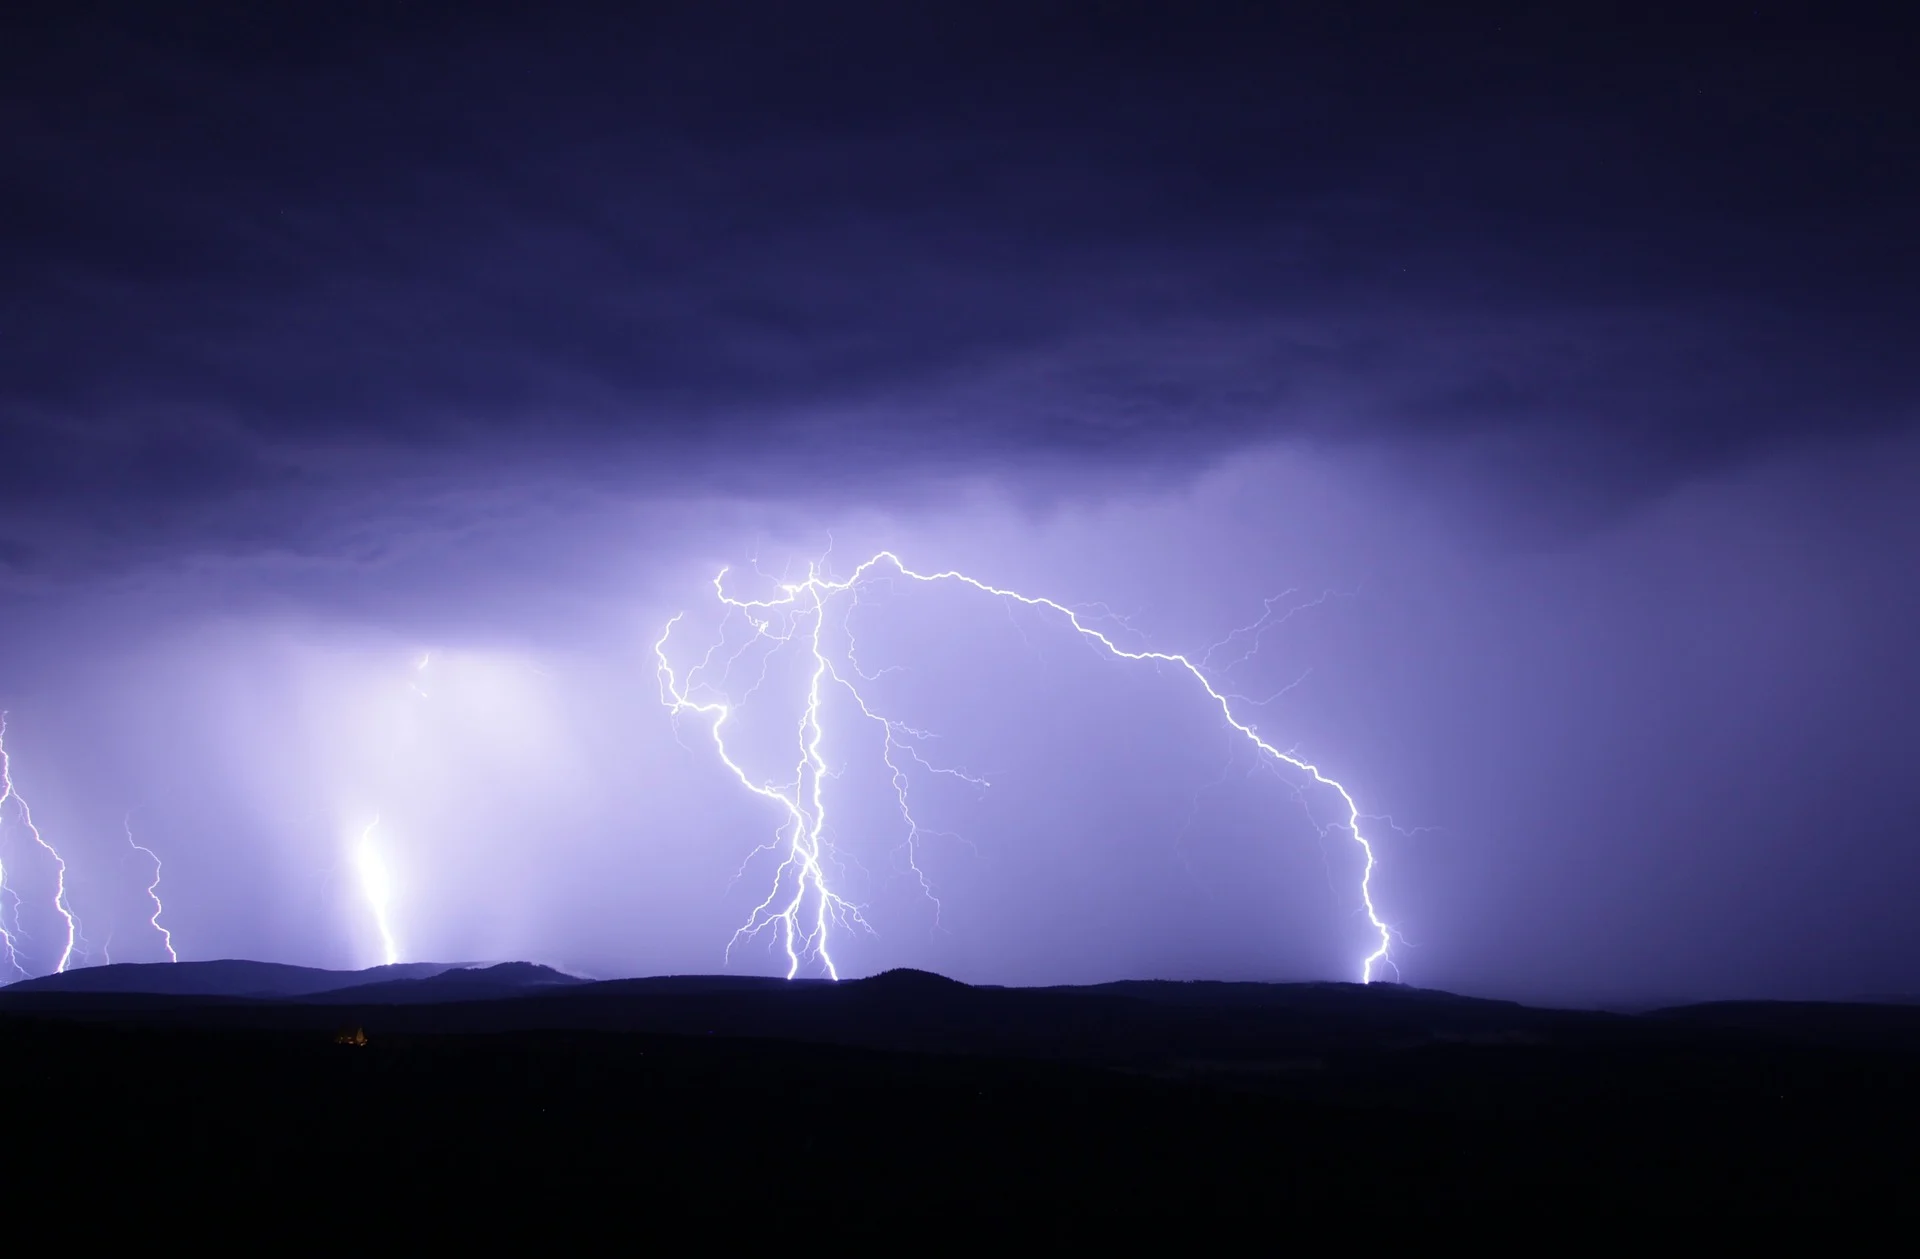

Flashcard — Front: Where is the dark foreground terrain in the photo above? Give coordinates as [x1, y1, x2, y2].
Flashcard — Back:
[4, 963, 1916, 1230]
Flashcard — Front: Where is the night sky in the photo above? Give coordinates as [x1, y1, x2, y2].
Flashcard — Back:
[3, 2, 1916, 1003]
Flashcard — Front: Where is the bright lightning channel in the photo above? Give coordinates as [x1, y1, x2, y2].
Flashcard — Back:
[656, 552, 1399, 984]
[123, 814, 178, 963]
[349, 652, 431, 967]
[0, 714, 81, 976]
[354, 817, 400, 967]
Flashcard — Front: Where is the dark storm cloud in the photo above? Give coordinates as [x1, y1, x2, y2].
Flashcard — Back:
[3, 1, 1916, 569]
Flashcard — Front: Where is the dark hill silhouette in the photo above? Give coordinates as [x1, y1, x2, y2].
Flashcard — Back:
[296, 962, 585, 1004]
[1647, 998, 1920, 1050]
[1, 959, 459, 998]
[0, 963, 1643, 1065]
[11, 960, 1920, 1061]
[864, 966, 971, 991]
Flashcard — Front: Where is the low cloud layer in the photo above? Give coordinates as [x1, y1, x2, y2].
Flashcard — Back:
[5, 3, 1914, 572]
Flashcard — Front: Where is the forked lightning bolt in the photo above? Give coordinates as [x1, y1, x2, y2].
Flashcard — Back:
[655, 597, 871, 981]
[656, 552, 1399, 983]
[0, 715, 81, 976]
[124, 814, 178, 963]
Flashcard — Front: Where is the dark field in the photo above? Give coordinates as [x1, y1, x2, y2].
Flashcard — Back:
[5, 966, 1915, 1230]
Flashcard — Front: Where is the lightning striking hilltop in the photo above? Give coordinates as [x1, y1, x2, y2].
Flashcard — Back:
[0, 715, 81, 976]
[656, 552, 1399, 983]
[123, 815, 177, 963]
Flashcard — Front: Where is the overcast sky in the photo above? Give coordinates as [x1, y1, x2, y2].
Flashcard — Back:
[2, 2, 1915, 1002]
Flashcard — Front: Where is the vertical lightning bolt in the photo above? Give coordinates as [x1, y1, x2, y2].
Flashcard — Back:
[123, 814, 178, 963]
[355, 816, 400, 967]
[0, 714, 81, 975]
[347, 652, 432, 968]
[658, 553, 1400, 983]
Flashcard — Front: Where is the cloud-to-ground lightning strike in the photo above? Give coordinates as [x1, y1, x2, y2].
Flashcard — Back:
[346, 654, 432, 966]
[657, 552, 1399, 984]
[0, 715, 81, 976]
[123, 814, 178, 963]
[354, 816, 400, 966]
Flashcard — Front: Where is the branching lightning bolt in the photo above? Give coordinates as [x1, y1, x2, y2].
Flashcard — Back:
[0, 714, 81, 975]
[124, 814, 177, 963]
[657, 552, 1400, 984]
[655, 592, 870, 980]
